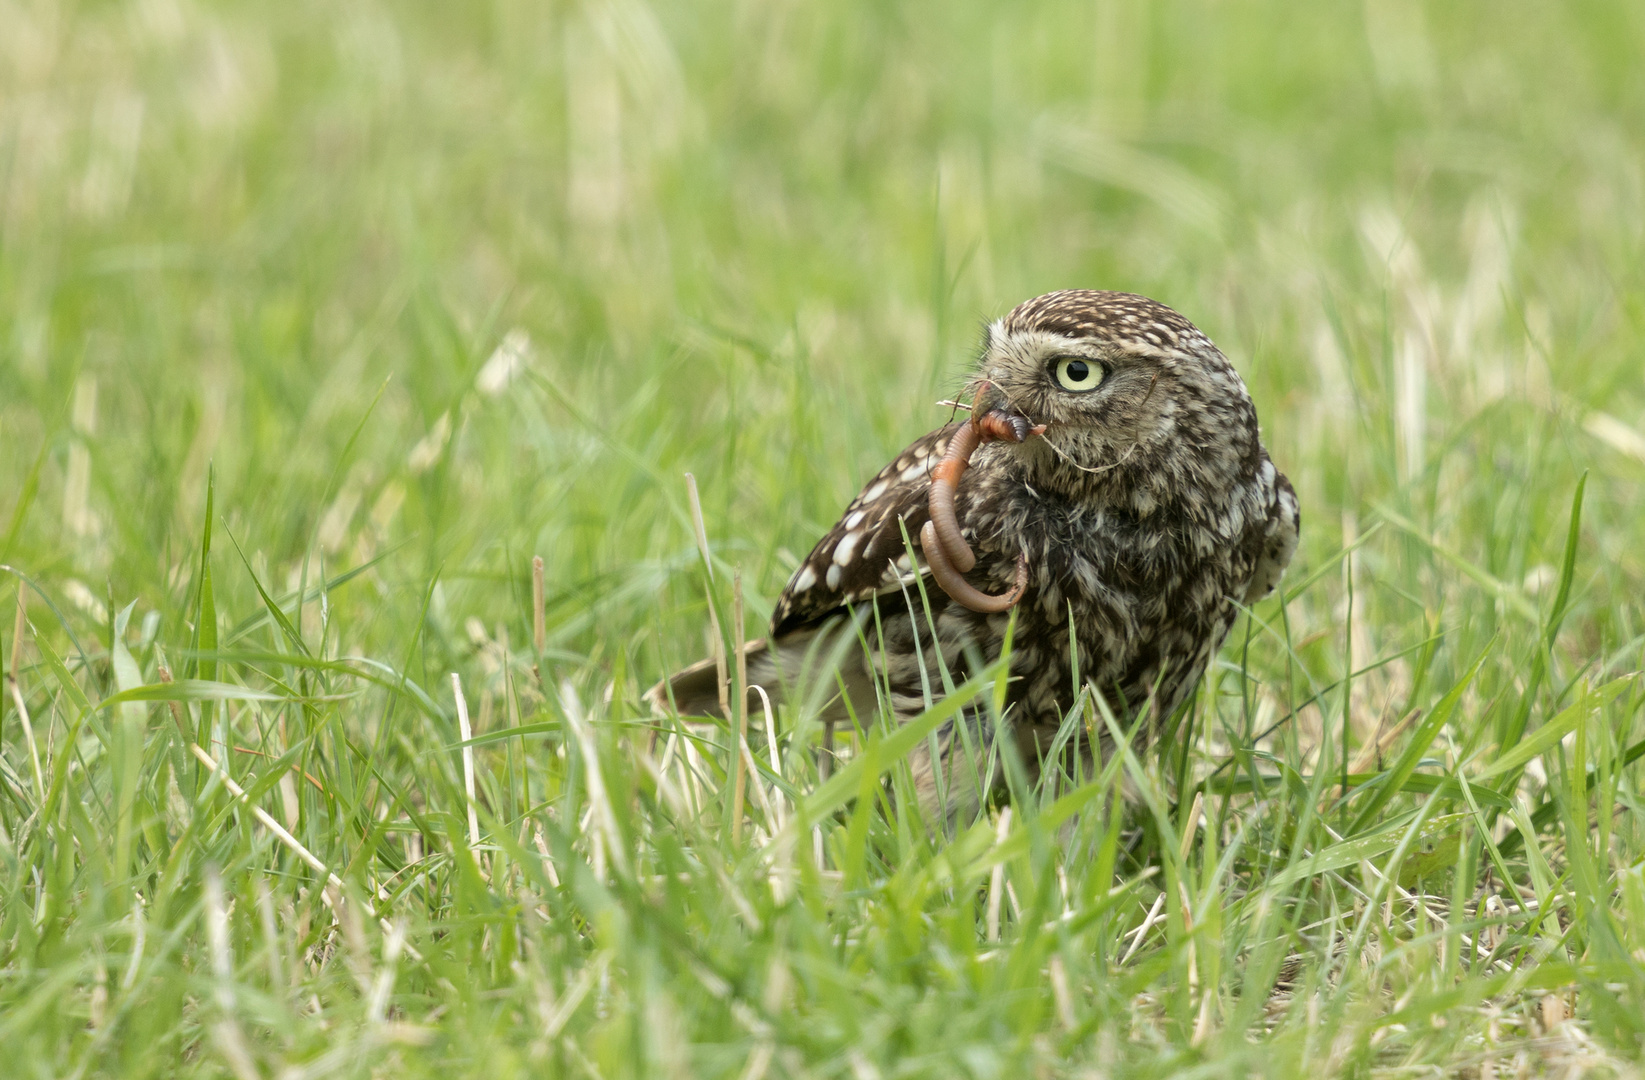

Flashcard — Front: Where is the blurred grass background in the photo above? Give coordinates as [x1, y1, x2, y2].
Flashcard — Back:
[3, 0, 1645, 1075]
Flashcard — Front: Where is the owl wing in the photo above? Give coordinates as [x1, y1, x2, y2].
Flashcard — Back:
[769, 423, 963, 638]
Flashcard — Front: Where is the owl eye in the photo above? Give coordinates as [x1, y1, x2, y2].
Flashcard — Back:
[1051, 356, 1104, 392]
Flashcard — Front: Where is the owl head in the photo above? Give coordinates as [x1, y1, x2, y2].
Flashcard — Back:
[966, 289, 1259, 497]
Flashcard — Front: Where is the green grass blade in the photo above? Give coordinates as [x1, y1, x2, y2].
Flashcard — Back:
[1349, 639, 1492, 833]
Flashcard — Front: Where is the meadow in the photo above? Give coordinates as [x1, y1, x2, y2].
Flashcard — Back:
[3, 0, 1645, 1075]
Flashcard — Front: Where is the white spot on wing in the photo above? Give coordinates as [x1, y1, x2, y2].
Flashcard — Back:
[833, 531, 862, 565]
[862, 480, 889, 502]
[825, 564, 842, 590]
[793, 565, 817, 592]
[844, 510, 866, 529]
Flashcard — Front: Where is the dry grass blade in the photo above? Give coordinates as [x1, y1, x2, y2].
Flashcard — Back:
[1122, 894, 1167, 965]
[732, 567, 749, 844]
[5, 586, 44, 802]
[8, 669, 45, 804]
[987, 807, 1012, 942]
[188, 742, 417, 957]
[560, 680, 628, 878]
[685, 473, 732, 724]
[192, 743, 339, 883]
[452, 673, 480, 848]
[204, 868, 263, 1080]
[751, 683, 785, 829]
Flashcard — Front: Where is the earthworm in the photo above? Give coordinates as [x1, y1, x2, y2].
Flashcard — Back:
[921, 406, 1043, 613]
[920, 520, 1030, 613]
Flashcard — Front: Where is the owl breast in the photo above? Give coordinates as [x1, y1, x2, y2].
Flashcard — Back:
[962, 456, 1283, 731]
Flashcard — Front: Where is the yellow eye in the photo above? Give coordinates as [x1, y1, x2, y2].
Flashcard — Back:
[1052, 357, 1104, 392]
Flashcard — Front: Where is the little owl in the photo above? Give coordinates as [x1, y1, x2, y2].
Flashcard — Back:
[649, 290, 1299, 825]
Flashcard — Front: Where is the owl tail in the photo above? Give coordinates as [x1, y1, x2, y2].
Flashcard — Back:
[642, 638, 773, 720]
[644, 618, 877, 727]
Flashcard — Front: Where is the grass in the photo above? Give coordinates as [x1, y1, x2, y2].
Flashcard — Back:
[3, 0, 1645, 1075]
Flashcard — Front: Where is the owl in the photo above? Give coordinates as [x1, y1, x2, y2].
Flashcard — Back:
[647, 290, 1299, 826]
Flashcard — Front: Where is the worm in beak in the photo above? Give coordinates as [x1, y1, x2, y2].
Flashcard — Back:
[920, 403, 1044, 614]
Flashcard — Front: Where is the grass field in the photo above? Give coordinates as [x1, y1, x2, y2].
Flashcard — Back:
[4, 0, 1645, 1075]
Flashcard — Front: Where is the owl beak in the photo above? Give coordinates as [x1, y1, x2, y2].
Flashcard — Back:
[964, 381, 1045, 442]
